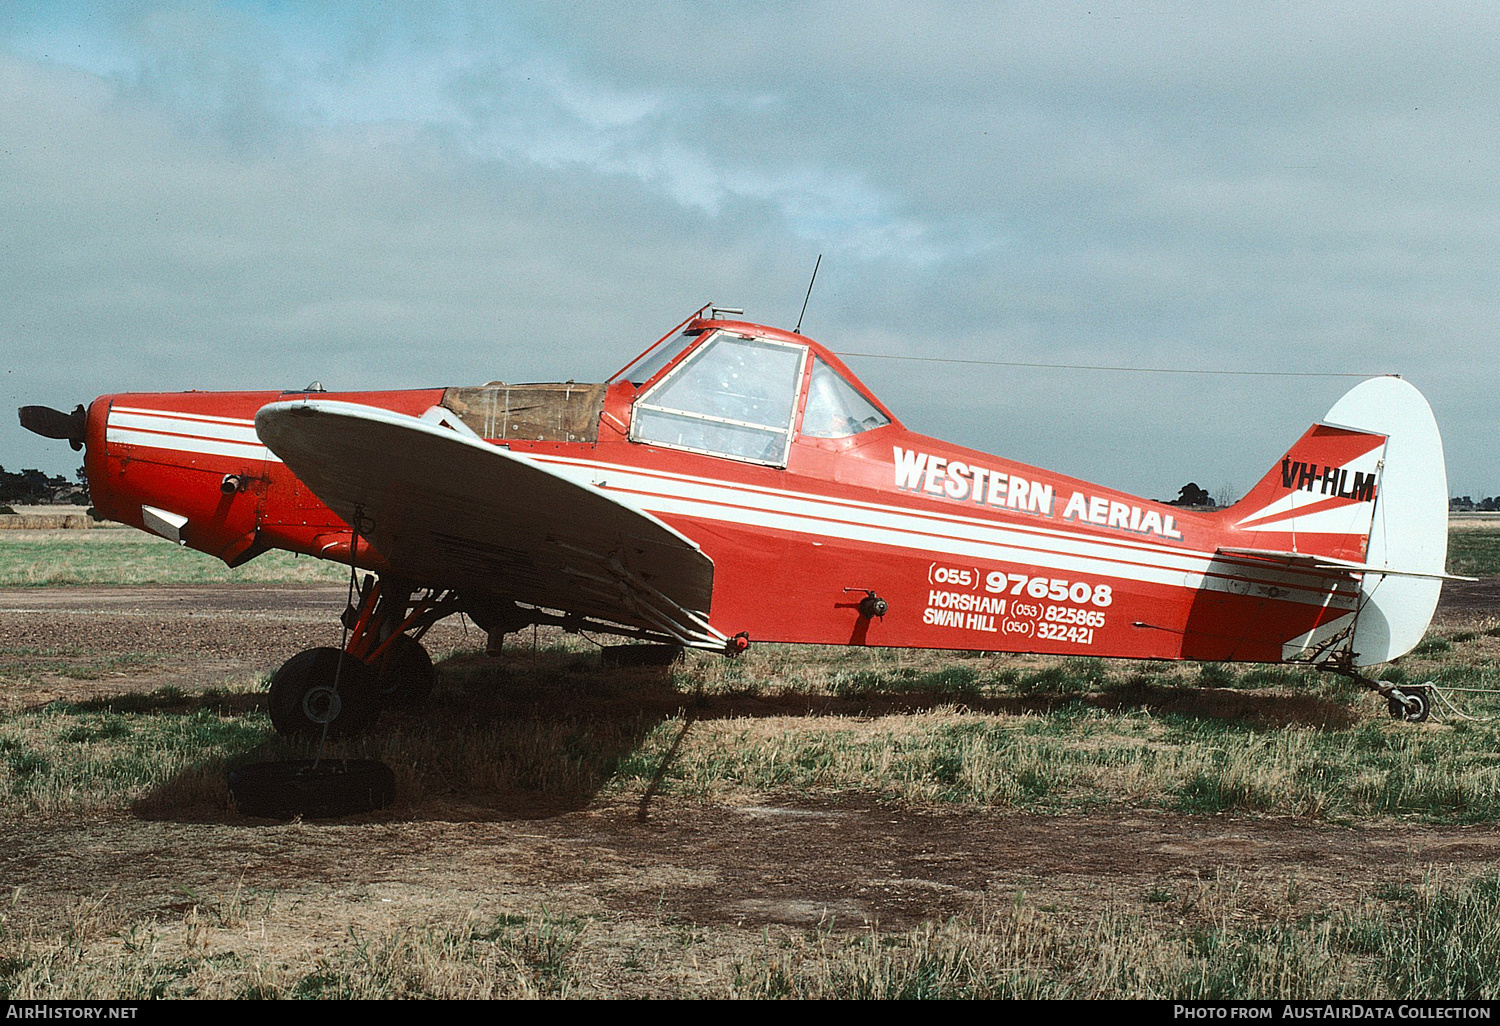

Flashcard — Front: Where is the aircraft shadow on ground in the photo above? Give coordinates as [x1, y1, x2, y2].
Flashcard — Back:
[130, 649, 1360, 826]
[34, 689, 262, 718]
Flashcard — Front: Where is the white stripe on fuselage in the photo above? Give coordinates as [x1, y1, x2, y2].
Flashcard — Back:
[105, 408, 279, 463]
[101, 409, 1356, 610]
[112, 406, 256, 427]
[528, 454, 1356, 609]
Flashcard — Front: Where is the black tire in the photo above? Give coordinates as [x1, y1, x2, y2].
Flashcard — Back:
[268, 647, 379, 737]
[229, 759, 396, 819]
[373, 634, 436, 706]
[1387, 687, 1431, 723]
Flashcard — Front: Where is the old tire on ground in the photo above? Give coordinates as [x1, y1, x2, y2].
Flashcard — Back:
[600, 643, 684, 668]
[228, 759, 396, 819]
[1387, 687, 1431, 723]
[373, 634, 436, 706]
[267, 647, 379, 736]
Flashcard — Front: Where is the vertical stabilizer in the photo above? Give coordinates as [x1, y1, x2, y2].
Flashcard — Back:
[1227, 422, 1387, 564]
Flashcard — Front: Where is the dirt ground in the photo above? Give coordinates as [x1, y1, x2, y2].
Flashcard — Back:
[3, 582, 1500, 969]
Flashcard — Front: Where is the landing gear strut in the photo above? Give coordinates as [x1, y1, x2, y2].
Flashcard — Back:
[1320, 660, 1432, 724]
[266, 576, 457, 737]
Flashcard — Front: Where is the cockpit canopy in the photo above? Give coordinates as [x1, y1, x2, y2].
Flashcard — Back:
[437, 317, 895, 465]
[615, 321, 892, 467]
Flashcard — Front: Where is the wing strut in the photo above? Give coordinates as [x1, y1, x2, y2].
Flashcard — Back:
[554, 539, 732, 652]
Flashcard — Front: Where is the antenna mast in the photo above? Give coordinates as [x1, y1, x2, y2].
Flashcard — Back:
[794, 254, 822, 335]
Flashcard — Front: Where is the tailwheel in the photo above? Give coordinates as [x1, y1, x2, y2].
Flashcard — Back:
[268, 647, 379, 737]
[1387, 686, 1431, 723]
[373, 633, 436, 706]
[1319, 663, 1434, 726]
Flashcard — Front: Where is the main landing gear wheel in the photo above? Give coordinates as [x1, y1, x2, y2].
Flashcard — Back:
[228, 759, 396, 819]
[373, 634, 436, 706]
[268, 647, 379, 736]
[1387, 686, 1431, 723]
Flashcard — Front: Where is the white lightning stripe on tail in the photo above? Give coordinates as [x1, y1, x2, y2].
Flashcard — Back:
[1234, 446, 1384, 530]
[1237, 503, 1382, 536]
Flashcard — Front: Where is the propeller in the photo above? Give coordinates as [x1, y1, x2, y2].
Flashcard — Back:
[18, 404, 87, 451]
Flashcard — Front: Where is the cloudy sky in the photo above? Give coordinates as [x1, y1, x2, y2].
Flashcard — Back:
[2, 1, 1496, 502]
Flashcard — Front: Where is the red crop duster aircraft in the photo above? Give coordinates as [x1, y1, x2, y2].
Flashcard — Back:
[21, 305, 1457, 734]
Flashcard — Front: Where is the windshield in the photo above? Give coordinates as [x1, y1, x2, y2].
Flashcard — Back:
[631, 333, 807, 466]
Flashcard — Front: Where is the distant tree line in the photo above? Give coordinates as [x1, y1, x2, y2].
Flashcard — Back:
[0, 465, 88, 505]
[1168, 482, 1214, 507]
[1168, 488, 1500, 514]
[1165, 482, 1238, 508]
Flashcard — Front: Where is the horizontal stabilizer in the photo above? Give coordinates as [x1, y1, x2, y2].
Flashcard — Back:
[1217, 547, 1475, 582]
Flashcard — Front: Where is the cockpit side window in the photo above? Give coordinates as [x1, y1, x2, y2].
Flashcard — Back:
[800, 356, 891, 438]
[631, 333, 806, 466]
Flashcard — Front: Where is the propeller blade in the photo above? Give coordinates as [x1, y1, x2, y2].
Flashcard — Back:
[18, 404, 87, 451]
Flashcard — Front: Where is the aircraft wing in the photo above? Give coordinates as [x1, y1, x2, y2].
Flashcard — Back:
[255, 400, 722, 647]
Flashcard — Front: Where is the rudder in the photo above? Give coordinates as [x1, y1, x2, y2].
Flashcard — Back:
[1325, 377, 1448, 664]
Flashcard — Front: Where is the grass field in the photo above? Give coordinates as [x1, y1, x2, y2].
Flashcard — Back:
[6, 639, 1500, 826]
[0, 530, 347, 586]
[3, 523, 1500, 998]
[7, 643, 1500, 998]
[1449, 517, 1500, 577]
[8, 870, 1500, 998]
